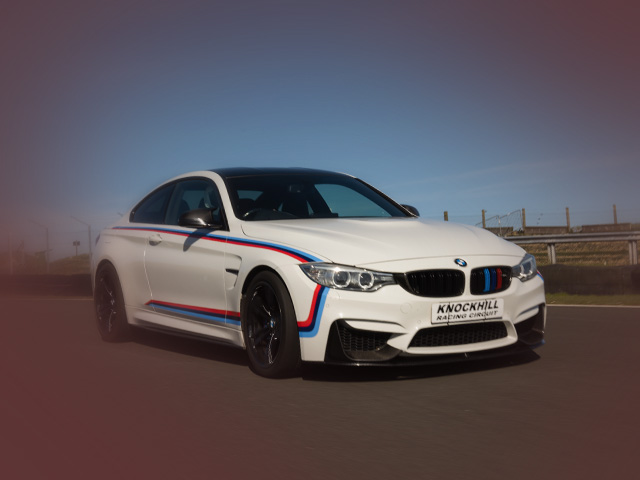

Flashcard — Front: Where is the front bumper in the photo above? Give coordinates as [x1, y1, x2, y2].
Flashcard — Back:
[323, 304, 545, 365]
[290, 260, 546, 363]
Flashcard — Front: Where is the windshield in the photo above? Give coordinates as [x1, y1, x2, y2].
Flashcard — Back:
[225, 174, 409, 221]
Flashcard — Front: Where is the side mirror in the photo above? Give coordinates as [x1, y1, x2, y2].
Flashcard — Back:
[401, 204, 420, 217]
[179, 208, 223, 229]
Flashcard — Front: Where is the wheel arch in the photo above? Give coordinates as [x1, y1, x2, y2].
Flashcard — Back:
[93, 258, 133, 341]
[93, 258, 116, 291]
[93, 258, 134, 309]
[241, 265, 282, 297]
[239, 265, 304, 326]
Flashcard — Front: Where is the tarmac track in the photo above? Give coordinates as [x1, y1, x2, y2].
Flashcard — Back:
[1, 298, 638, 480]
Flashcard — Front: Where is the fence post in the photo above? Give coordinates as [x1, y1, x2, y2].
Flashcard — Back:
[547, 243, 557, 264]
[613, 204, 618, 225]
[444, 211, 448, 221]
[630, 240, 638, 265]
[522, 208, 526, 235]
[565, 207, 571, 233]
[482, 210, 486, 229]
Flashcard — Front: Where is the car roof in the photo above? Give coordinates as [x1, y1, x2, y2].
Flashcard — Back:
[210, 167, 349, 179]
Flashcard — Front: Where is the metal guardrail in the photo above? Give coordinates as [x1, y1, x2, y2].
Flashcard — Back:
[506, 231, 640, 265]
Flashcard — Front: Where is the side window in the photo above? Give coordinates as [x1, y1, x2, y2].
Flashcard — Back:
[164, 178, 224, 226]
[131, 184, 175, 224]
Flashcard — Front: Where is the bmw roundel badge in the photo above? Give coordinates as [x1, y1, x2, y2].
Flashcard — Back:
[454, 258, 467, 267]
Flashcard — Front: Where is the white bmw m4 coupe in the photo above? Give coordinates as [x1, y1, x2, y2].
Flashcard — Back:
[92, 168, 545, 377]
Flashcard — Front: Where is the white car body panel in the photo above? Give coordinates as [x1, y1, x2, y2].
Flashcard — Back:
[92, 169, 545, 369]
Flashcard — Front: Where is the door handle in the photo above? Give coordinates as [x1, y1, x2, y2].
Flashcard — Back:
[148, 233, 163, 246]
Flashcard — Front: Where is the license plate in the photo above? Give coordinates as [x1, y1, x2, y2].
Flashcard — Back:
[431, 298, 504, 324]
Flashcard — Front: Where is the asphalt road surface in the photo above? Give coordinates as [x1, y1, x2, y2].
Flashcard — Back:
[1, 298, 639, 480]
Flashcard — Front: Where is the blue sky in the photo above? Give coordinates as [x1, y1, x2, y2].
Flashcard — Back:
[2, 0, 639, 258]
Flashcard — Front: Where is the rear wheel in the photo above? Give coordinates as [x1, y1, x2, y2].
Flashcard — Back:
[241, 271, 301, 378]
[94, 263, 132, 342]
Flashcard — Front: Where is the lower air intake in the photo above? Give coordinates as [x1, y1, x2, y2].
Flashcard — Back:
[333, 321, 398, 362]
[409, 322, 508, 348]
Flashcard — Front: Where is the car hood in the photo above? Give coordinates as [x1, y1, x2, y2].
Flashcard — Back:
[240, 218, 525, 266]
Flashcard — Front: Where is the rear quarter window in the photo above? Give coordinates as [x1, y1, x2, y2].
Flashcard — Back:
[130, 184, 174, 224]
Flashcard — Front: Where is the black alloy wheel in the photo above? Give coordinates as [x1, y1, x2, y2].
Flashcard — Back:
[241, 271, 301, 378]
[94, 263, 132, 342]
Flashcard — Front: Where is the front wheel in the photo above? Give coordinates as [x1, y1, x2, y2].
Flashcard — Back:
[241, 271, 301, 378]
[94, 263, 132, 342]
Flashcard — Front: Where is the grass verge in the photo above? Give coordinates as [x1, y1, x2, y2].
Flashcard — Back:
[546, 293, 640, 306]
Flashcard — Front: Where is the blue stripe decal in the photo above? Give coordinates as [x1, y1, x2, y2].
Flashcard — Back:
[484, 268, 490, 292]
[113, 226, 321, 263]
[225, 235, 322, 262]
[299, 286, 328, 338]
[152, 303, 227, 325]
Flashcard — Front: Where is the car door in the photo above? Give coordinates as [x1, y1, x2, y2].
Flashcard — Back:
[143, 177, 230, 329]
[123, 181, 176, 312]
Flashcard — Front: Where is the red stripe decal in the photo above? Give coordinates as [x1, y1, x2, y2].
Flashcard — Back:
[146, 300, 239, 318]
[115, 227, 312, 263]
[225, 239, 309, 263]
[297, 284, 322, 328]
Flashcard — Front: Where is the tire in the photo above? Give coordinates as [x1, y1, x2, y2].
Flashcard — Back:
[241, 271, 302, 378]
[94, 262, 132, 342]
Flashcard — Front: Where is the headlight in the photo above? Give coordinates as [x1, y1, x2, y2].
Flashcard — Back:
[300, 263, 396, 292]
[512, 253, 537, 282]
